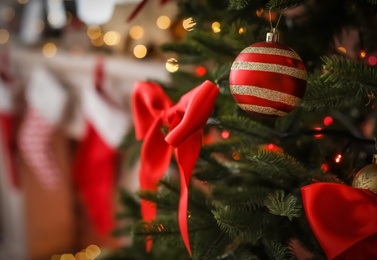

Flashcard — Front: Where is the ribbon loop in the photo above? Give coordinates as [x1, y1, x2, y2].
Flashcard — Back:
[302, 183, 377, 260]
[131, 80, 219, 255]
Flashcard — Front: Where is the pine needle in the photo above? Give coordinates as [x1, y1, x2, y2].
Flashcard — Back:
[266, 0, 305, 11]
[228, 0, 252, 10]
[264, 190, 302, 220]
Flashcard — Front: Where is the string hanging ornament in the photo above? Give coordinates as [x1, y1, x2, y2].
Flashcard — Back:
[229, 10, 307, 117]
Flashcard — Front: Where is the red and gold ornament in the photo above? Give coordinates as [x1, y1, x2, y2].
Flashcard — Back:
[229, 29, 307, 117]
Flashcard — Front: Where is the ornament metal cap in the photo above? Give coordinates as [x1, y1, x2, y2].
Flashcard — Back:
[266, 28, 280, 42]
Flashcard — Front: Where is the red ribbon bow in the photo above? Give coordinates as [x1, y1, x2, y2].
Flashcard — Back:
[302, 183, 377, 260]
[131, 80, 219, 255]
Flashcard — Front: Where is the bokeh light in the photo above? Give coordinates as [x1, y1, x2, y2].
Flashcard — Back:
[91, 35, 104, 47]
[256, 8, 264, 17]
[368, 56, 377, 66]
[0, 29, 10, 44]
[59, 254, 75, 260]
[195, 66, 206, 77]
[221, 130, 230, 139]
[323, 116, 333, 126]
[103, 31, 120, 46]
[313, 127, 323, 139]
[337, 47, 347, 54]
[165, 58, 179, 72]
[334, 154, 342, 163]
[87, 25, 102, 40]
[321, 163, 329, 172]
[182, 17, 196, 31]
[133, 44, 147, 59]
[129, 25, 144, 40]
[156, 15, 171, 30]
[1, 7, 15, 22]
[359, 50, 366, 59]
[238, 27, 245, 34]
[18, 0, 29, 4]
[212, 22, 221, 33]
[42, 42, 57, 58]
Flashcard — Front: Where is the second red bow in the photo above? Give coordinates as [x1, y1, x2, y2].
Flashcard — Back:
[131, 80, 219, 255]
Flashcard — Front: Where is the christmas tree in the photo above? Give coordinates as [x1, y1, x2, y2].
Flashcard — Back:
[108, 0, 377, 259]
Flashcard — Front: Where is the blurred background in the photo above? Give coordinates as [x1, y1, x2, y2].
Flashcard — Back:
[0, 0, 183, 259]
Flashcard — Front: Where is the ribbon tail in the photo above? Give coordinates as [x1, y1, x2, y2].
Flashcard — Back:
[139, 118, 172, 251]
[175, 130, 202, 256]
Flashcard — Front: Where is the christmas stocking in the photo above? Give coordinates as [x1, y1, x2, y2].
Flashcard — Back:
[18, 66, 67, 188]
[73, 64, 129, 236]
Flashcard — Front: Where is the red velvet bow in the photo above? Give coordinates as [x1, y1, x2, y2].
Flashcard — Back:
[301, 183, 377, 260]
[127, 0, 169, 22]
[131, 80, 219, 255]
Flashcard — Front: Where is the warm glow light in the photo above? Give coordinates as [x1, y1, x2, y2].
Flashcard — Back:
[156, 15, 171, 30]
[359, 50, 366, 59]
[337, 47, 347, 54]
[368, 56, 377, 66]
[212, 22, 221, 33]
[323, 116, 333, 126]
[86, 244, 101, 258]
[0, 29, 10, 44]
[182, 17, 196, 31]
[18, 0, 29, 4]
[74, 252, 89, 260]
[1, 7, 15, 22]
[91, 35, 104, 47]
[256, 8, 264, 17]
[165, 58, 179, 72]
[87, 25, 102, 39]
[133, 44, 147, 59]
[221, 130, 230, 139]
[59, 254, 75, 260]
[129, 25, 144, 40]
[334, 154, 342, 163]
[103, 31, 120, 46]
[321, 163, 329, 172]
[238, 27, 245, 34]
[314, 127, 323, 139]
[195, 66, 206, 76]
[42, 42, 57, 58]
[232, 151, 240, 160]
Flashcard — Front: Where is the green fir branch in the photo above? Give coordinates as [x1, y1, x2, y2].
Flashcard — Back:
[264, 190, 302, 221]
[192, 231, 230, 260]
[242, 149, 314, 183]
[212, 185, 274, 212]
[228, 0, 252, 10]
[218, 115, 275, 142]
[302, 56, 377, 110]
[189, 31, 238, 60]
[212, 207, 273, 243]
[263, 239, 296, 260]
[266, 0, 305, 11]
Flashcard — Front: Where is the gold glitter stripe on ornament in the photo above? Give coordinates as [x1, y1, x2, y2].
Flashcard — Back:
[230, 85, 302, 107]
[241, 47, 302, 60]
[238, 103, 287, 116]
[231, 61, 307, 80]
